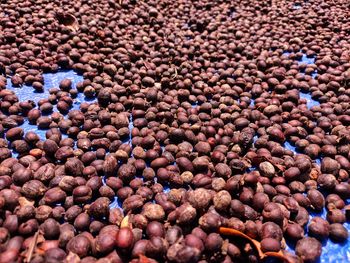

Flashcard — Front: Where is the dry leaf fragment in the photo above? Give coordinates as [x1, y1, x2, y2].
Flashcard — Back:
[18, 197, 35, 207]
[309, 167, 320, 180]
[219, 227, 264, 258]
[219, 227, 292, 263]
[120, 214, 132, 228]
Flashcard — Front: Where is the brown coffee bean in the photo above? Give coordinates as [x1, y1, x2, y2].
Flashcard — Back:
[259, 161, 275, 177]
[213, 190, 231, 212]
[65, 158, 84, 176]
[334, 183, 350, 199]
[123, 195, 144, 212]
[34, 163, 55, 182]
[65, 205, 83, 222]
[321, 157, 340, 175]
[88, 197, 110, 219]
[295, 237, 322, 262]
[146, 236, 168, 259]
[185, 234, 204, 252]
[308, 217, 330, 240]
[43, 187, 67, 205]
[199, 212, 222, 231]
[3, 215, 18, 234]
[146, 221, 165, 238]
[45, 248, 67, 262]
[205, 233, 223, 252]
[187, 188, 212, 210]
[142, 203, 165, 221]
[252, 192, 269, 212]
[2, 0, 350, 261]
[12, 168, 32, 185]
[175, 203, 197, 225]
[150, 157, 169, 169]
[41, 218, 60, 239]
[0, 227, 9, 244]
[117, 164, 136, 182]
[21, 180, 47, 199]
[73, 185, 92, 204]
[55, 146, 74, 161]
[327, 209, 346, 224]
[262, 202, 284, 225]
[307, 189, 325, 211]
[317, 174, 337, 190]
[286, 223, 304, 241]
[260, 222, 283, 241]
[329, 223, 348, 243]
[59, 79, 72, 91]
[165, 226, 183, 245]
[176, 157, 194, 173]
[95, 231, 117, 255]
[74, 213, 91, 231]
[67, 234, 91, 258]
[6, 127, 24, 141]
[116, 227, 134, 249]
[260, 238, 281, 252]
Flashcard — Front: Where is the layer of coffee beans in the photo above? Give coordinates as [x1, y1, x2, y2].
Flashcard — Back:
[0, 0, 350, 262]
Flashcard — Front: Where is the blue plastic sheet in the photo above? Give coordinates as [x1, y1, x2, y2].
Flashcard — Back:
[280, 52, 350, 262]
[6, 70, 96, 142]
[5, 52, 350, 261]
[300, 92, 320, 109]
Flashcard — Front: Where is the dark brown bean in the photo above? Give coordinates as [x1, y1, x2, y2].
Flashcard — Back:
[329, 223, 349, 243]
[205, 233, 223, 252]
[67, 235, 91, 258]
[295, 237, 322, 262]
[146, 221, 165, 238]
[260, 238, 281, 252]
[307, 189, 325, 211]
[308, 217, 330, 240]
[116, 227, 134, 249]
[88, 197, 110, 219]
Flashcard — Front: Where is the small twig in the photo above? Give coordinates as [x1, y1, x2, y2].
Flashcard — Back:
[24, 231, 39, 263]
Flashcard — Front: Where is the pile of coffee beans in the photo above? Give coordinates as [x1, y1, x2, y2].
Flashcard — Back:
[0, 0, 350, 262]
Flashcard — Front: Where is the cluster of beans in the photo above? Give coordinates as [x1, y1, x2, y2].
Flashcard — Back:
[0, 0, 350, 262]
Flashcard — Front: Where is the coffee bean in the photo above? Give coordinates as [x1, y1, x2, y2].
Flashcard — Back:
[260, 238, 281, 252]
[187, 188, 212, 210]
[116, 227, 134, 249]
[307, 189, 325, 211]
[205, 233, 223, 252]
[296, 237, 322, 262]
[41, 218, 60, 240]
[67, 235, 91, 258]
[329, 223, 349, 243]
[327, 209, 346, 224]
[1, 0, 350, 261]
[146, 221, 165, 238]
[308, 217, 330, 240]
[88, 197, 110, 219]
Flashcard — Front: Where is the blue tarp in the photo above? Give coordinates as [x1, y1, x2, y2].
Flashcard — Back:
[5, 50, 350, 262]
